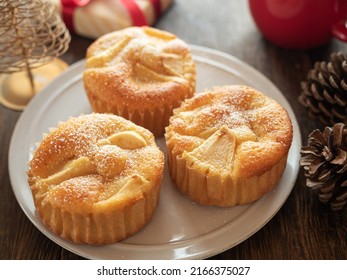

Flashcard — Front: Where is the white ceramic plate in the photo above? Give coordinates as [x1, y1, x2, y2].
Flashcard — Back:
[9, 45, 301, 260]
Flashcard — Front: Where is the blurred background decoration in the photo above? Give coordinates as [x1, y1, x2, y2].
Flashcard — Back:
[0, 0, 71, 111]
[49, 0, 173, 39]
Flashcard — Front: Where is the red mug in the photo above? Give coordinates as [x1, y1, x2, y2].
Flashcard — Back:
[249, 0, 347, 49]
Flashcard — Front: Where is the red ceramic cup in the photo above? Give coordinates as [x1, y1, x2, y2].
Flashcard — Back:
[249, 0, 347, 49]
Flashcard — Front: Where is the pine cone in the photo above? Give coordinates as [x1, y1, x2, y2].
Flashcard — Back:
[300, 123, 347, 210]
[299, 52, 347, 126]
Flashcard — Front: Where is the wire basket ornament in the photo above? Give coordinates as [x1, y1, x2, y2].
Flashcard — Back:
[0, 0, 71, 110]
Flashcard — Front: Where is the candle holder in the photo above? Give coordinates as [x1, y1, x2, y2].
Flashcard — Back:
[0, 0, 70, 110]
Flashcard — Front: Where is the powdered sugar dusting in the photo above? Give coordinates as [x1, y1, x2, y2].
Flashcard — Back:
[29, 114, 164, 210]
[167, 85, 293, 176]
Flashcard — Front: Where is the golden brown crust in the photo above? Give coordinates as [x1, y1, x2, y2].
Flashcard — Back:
[165, 85, 293, 206]
[28, 113, 164, 244]
[83, 27, 196, 136]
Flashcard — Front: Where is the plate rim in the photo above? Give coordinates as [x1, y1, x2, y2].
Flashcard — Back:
[8, 44, 301, 260]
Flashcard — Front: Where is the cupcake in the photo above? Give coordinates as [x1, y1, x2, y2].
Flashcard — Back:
[165, 85, 293, 207]
[83, 26, 196, 136]
[28, 113, 164, 244]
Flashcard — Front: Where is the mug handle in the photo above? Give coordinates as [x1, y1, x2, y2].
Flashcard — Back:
[332, 20, 347, 42]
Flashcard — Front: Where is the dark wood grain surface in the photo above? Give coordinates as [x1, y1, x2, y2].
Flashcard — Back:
[1, 0, 346, 260]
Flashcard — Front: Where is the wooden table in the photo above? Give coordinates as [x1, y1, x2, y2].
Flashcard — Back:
[1, 0, 346, 260]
